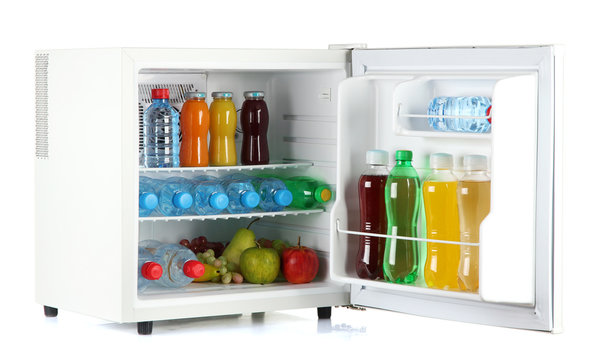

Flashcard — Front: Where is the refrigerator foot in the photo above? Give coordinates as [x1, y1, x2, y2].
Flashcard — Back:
[43, 306, 58, 317]
[317, 306, 331, 319]
[137, 321, 153, 335]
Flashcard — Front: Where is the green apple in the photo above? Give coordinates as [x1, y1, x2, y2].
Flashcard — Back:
[240, 246, 280, 284]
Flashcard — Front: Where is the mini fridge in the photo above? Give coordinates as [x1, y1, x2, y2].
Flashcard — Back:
[34, 45, 563, 334]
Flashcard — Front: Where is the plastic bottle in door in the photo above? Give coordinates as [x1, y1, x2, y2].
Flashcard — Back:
[190, 175, 230, 215]
[139, 176, 159, 217]
[180, 92, 209, 167]
[138, 247, 163, 292]
[283, 176, 332, 210]
[142, 89, 180, 168]
[240, 91, 269, 165]
[457, 155, 491, 292]
[209, 92, 237, 166]
[383, 150, 420, 284]
[356, 150, 389, 280]
[423, 153, 461, 290]
[148, 177, 194, 216]
[427, 96, 492, 133]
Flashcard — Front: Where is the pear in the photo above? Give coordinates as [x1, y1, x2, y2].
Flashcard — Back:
[222, 218, 260, 269]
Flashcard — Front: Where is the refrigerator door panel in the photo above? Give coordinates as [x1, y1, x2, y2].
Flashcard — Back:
[331, 46, 560, 331]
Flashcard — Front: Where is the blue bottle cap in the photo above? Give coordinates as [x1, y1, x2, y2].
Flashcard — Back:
[273, 189, 293, 207]
[139, 192, 158, 210]
[209, 192, 230, 210]
[240, 191, 260, 208]
[173, 192, 193, 209]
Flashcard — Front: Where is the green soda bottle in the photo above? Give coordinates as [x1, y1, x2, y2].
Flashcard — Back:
[383, 150, 420, 284]
[283, 176, 332, 209]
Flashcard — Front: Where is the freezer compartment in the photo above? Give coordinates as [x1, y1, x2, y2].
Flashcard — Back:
[330, 72, 538, 304]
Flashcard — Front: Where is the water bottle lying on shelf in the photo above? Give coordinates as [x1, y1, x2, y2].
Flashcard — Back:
[220, 175, 261, 214]
[140, 240, 205, 288]
[144, 177, 194, 216]
[189, 175, 230, 215]
[139, 177, 159, 217]
[137, 246, 163, 292]
[427, 96, 492, 133]
[224, 173, 293, 212]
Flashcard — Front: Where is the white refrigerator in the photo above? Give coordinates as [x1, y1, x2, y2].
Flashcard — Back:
[34, 45, 562, 335]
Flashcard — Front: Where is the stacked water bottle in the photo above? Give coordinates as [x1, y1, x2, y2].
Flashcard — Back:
[139, 174, 333, 217]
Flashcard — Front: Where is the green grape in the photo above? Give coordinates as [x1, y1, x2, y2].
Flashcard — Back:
[218, 257, 227, 266]
[205, 249, 215, 257]
[213, 259, 223, 268]
[211, 275, 221, 283]
[219, 267, 228, 275]
[206, 257, 216, 265]
[221, 273, 232, 284]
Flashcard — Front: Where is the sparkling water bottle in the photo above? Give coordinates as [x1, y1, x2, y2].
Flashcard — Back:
[138, 247, 163, 292]
[142, 89, 180, 168]
[221, 177, 260, 214]
[427, 96, 491, 133]
[190, 175, 229, 215]
[139, 176, 159, 217]
[147, 177, 193, 216]
[141, 240, 205, 288]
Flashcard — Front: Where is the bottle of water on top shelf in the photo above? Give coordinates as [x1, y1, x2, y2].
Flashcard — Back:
[140, 240, 205, 288]
[146, 177, 193, 216]
[142, 88, 180, 168]
[220, 175, 260, 214]
[139, 177, 159, 217]
[190, 175, 230, 215]
[138, 247, 163, 292]
[427, 96, 492, 133]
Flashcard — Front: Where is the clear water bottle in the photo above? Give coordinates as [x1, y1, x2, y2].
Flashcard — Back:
[142, 88, 180, 168]
[221, 176, 260, 214]
[190, 175, 229, 215]
[152, 243, 205, 288]
[139, 176, 159, 217]
[427, 96, 492, 133]
[147, 177, 193, 216]
[222, 174, 292, 212]
[138, 247, 163, 293]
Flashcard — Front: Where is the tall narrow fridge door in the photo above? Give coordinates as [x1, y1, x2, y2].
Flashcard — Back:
[329, 46, 562, 331]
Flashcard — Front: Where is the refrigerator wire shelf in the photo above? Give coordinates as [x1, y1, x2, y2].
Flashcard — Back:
[139, 208, 324, 222]
[139, 161, 314, 174]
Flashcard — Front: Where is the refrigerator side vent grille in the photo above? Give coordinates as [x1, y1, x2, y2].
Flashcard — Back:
[137, 83, 195, 156]
[35, 53, 49, 159]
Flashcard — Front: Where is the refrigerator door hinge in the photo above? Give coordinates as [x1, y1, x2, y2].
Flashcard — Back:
[328, 43, 368, 50]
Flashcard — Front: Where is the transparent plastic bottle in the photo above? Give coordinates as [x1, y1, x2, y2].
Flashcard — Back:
[141, 240, 205, 288]
[423, 153, 460, 290]
[137, 247, 163, 292]
[383, 150, 420, 284]
[427, 96, 492, 133]
[283, 176, 332, 210]
[228, 174, 293, 212]
[142, 89, 180, 168]
[147, 177, 193, 216]
[220, 177, 261, 214]
[189, 175, 229, 215]
[139, 176, 159, 217]
[356, 150, 389, 280]
[457, 155, 491, 292]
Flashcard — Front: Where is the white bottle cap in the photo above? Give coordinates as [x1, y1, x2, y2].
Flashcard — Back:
[429, 153, 453, 169]
[366, 150, 388, 165]
[463, 154, 488, 171]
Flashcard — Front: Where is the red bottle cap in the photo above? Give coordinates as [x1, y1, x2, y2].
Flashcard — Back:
[487, 105, 492, 124]
[183, 260, 205, 278]
[141, 262, 163, 280]
[152, 88, 170, 99]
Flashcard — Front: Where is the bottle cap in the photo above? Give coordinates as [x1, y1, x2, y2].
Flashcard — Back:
[244, 91, 265, 99]
[141, 262, 163, 280]
[212, 91, 233, 99]
[273, 189, 293, 207]
[366, 150, 388, 165]
[185, 91, 206, 100]
[183, 260, 206, 278]
[209, 192, 230, 210]
[430, 153, 454, 169]
[151, 89, 170, 99]
[173, 192, 193, 209]
[314, 186, 332, 203]
[463, 154, 488, 171]
[139, 192, 158, 210]
[395, 150, 413, 161]
[241, 191, 260, 208]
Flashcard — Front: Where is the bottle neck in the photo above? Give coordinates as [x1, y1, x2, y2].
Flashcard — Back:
[214, 98, 233, 102]
[152, 98, 170, 105]
[395, 160, 412, 167]
[364, 163, 388, 175]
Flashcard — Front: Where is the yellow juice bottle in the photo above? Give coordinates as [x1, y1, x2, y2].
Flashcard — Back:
[209, 92, 237, 166]
[423, 153, 460, 290]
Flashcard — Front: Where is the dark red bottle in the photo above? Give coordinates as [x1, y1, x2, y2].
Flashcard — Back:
[240, 91, 269, 165]
[356, 150, 389, 280]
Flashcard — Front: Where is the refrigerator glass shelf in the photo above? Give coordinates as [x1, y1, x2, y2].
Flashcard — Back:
[139, 161, 314, 174]
[139, 208, 324, 222]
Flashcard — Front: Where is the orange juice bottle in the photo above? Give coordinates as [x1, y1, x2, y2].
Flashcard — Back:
[423, 153, 460, 290]
[180, 92, 209, 167]
[209, 92, 237, 166]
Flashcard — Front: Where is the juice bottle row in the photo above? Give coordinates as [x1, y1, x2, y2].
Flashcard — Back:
[356, 150, 491, 293]
[139, 174, 333, 217]
[140, 89, 271, 168]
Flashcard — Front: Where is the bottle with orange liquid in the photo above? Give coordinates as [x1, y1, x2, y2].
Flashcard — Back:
[180, 92, 209, 167]
[209, 92, 237, 166]
[423, 153, 460, 290]
[457, 155, 491, 292]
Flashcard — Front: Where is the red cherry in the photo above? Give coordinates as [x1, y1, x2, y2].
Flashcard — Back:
[180, 239, 191, 248]
[190, 244, 200, 254]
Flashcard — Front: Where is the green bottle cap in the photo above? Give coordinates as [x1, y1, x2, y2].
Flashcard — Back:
[395, 150, 413, 161]
[314, 186, 332, 203]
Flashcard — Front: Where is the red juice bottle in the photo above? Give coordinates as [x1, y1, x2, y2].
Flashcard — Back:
[356, 150, 389, 280]
[240, 91, 269, 165]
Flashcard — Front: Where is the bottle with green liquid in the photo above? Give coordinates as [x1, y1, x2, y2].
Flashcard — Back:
[383, 150, 420, 284]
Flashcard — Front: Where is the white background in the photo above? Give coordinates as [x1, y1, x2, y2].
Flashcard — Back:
[1, 0, 591, 358]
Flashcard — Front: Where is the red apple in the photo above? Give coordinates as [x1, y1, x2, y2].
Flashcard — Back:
[281, 237, 319, 284]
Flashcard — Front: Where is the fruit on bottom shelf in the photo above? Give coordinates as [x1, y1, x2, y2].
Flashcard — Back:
[240, 245, 280, 284]
[222, 218, 260, 270]
[282, 236, 319, 284]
